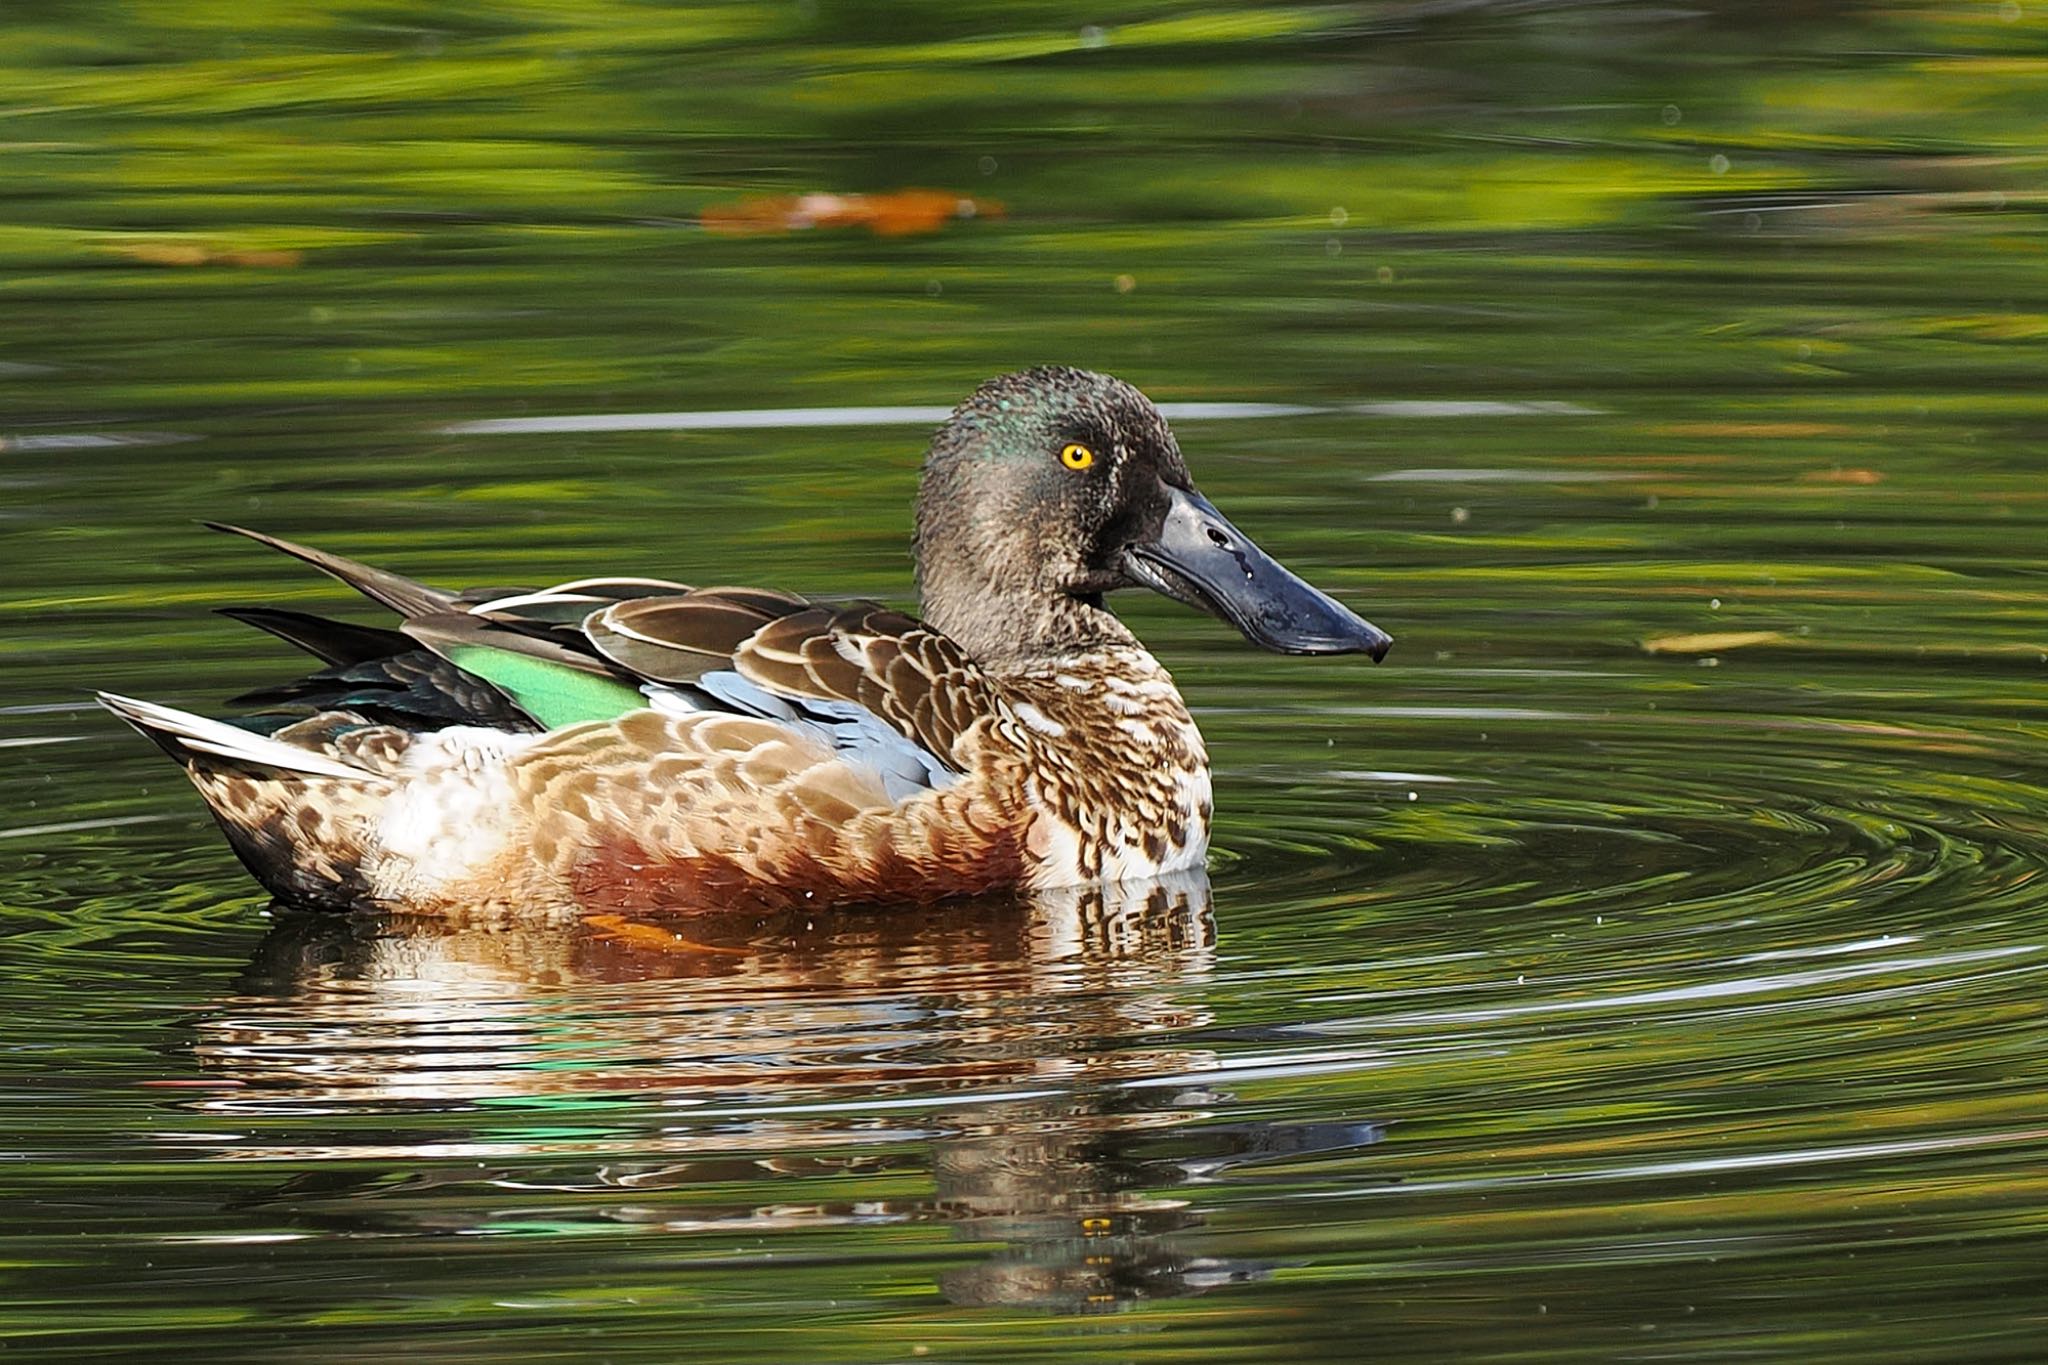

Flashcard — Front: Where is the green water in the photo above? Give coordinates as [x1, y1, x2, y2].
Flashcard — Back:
[5, 2, 2048, 1360]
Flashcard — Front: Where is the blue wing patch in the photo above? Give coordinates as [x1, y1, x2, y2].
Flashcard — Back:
[645, 670, 958, 804]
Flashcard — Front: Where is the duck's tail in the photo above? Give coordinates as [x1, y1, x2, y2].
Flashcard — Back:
[97, 691, 391, 906]
[97, 692, 377, 781]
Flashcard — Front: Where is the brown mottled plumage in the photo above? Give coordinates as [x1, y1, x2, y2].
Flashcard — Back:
[101, 368, 1391, 914]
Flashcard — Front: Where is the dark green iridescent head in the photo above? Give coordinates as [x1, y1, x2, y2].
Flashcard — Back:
[914, 367, 1391, 668]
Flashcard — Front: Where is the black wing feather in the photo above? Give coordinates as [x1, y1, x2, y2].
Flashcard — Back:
[217, 607, 417, 668]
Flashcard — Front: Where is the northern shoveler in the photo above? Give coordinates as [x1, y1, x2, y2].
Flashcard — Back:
[101, 367, 1390, 914]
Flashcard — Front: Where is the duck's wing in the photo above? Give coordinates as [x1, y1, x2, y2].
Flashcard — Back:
[406, 592, 982, 799]
[582, 596, 988, 793]
[206, 527, 987, 795]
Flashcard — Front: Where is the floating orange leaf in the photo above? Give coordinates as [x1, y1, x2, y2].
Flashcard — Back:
[702, 188, 1004, 238]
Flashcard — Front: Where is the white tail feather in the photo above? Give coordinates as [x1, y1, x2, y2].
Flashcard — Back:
[96, 692, 372, 782]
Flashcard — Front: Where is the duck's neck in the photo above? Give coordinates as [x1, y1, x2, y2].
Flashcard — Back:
[918, 569, 1138, 672]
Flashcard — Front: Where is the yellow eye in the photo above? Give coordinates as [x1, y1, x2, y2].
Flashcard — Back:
[1059, 443, 1095, 470]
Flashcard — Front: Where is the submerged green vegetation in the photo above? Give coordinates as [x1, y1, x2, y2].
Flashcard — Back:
[3, 2, 2047, 1361]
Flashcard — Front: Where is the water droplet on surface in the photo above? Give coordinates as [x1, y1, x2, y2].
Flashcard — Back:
[1661, 104, 1682, 126]
[1709, 153, 1731, 175]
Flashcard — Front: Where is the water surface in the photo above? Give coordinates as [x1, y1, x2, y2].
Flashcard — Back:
[5, 3, 2048, 1360]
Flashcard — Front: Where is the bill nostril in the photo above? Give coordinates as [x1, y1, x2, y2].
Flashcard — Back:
[1206, 527, 1230, 548]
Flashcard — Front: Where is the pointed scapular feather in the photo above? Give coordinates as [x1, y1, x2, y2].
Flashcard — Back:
[466, 589, 619, 624]
[583, 613, 726, 685]
[205, 523, 457, 620]
[601, 592, 801, 656]
[685, 585, 810, 614]
[545, 575, 695, 599]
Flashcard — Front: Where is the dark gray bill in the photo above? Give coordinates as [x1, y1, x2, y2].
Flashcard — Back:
[1123, 485, 1392, 659]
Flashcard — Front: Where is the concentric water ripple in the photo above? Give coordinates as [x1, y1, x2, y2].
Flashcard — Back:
[7, 645, 2045, 1354]
[7, 391, 2048, 1358]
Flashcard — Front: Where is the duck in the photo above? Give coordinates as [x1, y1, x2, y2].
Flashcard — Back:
[99, 367, 1391, 914]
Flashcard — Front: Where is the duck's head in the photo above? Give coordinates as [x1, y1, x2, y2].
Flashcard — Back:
[915, 367, 1391, 666]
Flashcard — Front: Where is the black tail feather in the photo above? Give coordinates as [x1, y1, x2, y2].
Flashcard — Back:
[218, 607, 417, 667]
[228, 651, 538, 733]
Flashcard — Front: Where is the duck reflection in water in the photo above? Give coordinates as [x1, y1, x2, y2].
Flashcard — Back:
[186, 870, 1383, 1312]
